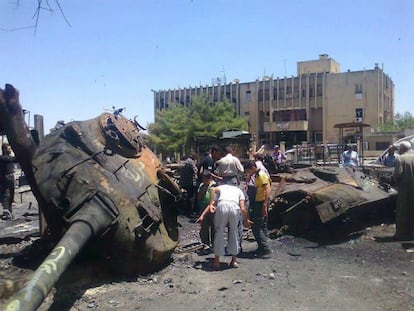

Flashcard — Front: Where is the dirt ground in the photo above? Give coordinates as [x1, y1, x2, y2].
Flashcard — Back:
[1, 191, 414, 311]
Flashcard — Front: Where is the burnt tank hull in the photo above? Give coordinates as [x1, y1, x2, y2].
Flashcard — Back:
[268, 166, 397, 233]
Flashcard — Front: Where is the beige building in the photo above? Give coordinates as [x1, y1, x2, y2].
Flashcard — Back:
[153, 54, 394, 148]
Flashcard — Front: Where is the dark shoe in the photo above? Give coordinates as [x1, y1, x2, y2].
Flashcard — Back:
[1, 210, 13, 220]
[255, 248, 272, 259]
[198, 246, 213, 256]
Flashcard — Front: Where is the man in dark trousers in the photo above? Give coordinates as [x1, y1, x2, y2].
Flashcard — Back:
[244, 160, 272, 258]
[179, 154, 198, 216]
[0, 143, 17, 220]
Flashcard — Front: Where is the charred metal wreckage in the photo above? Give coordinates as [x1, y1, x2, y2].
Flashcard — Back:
[0, 83, 400, 310]
[0, 84, 181, 310]
[268, 165, 398, 234]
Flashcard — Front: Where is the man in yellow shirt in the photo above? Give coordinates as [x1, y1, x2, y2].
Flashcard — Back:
[244, 160, 272, 258]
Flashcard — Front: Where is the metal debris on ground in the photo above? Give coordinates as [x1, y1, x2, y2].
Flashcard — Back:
[175, 241, 206, 254]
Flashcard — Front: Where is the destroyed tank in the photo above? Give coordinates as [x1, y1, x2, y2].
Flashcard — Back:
[268, 165, 398, 234]
[0, 84, 181, 310]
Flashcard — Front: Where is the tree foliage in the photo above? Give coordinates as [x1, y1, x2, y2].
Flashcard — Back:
[147, 97, 248, 155]
[379, 111, 414, 132]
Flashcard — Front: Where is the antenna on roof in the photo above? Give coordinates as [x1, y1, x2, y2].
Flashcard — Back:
[221, 65, 227, 84]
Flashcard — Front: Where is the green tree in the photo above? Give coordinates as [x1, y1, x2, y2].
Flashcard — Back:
[379, 111, 414, 132]
[147, 103, 189, 155]
[148, 97, 248, 156]
[395, 112, 414, 129]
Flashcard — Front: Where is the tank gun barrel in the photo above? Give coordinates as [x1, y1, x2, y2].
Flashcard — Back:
[5, 222, 91, 311]
[5, 195, 118, 310]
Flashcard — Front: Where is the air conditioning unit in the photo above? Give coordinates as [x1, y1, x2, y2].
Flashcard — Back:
[355, 117, 363, 123]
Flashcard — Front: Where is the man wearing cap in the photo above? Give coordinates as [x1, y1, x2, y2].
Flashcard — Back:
[393, 141, 414, 240]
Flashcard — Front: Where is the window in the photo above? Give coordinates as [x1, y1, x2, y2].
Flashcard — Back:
[309, 88, 314, 97]
[265, 89, 270, 100]
[258, 89, 263, 101]
[355, 83, 363, 94]
[296, 109, 307, 120]
[355, 108, 363, 122]
[294, 88, 299, 98]
[264, 111, 270, 122]
[246, 90, 252, 102]
[301, 89, 306, 98]
[273, 88, 278, 100]
[376, 142, 390, 150]
[276, 110, 290, 121]
[317, 84, 322, 96]
[279, 88, 285, 99]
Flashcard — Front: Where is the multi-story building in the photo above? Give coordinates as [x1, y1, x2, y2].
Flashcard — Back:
[153, 54, 394, 148]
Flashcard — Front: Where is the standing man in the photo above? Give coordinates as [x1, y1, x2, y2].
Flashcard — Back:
[0, 143, 17, 220]
[215, 146, 244, 185]
[246, 153, 271, 211]
[244, 160, 272, 258]
[198, 151, 214, 178]
[271, 145, 287, 166]
[393, 141, 414, 240]
[341, 144, 360, 167]
[179, 154, 198, 216]
[196, 170, 217, 249]
[383, 145, 398, 167]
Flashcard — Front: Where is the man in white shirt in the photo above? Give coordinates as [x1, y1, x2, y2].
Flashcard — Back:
[341, 145, 360, 167]
[215, 146, 244, 185]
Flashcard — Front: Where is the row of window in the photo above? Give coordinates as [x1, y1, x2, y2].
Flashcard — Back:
[252, 84, 364, 102]
[156, 83, 365, 108]
[255, 86, 323, 101]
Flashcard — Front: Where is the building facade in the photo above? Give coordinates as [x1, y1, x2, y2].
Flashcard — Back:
[153, 55, 394, 148]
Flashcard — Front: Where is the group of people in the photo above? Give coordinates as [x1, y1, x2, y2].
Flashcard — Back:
[182, 145, 281, 270]
[181, 139, 414, 270]
[342, 143, 397, 168]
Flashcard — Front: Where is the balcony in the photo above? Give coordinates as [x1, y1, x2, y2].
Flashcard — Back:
[264, 120, 308, 132]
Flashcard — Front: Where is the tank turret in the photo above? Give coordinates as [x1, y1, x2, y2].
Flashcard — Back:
[0, 84, 181, 310]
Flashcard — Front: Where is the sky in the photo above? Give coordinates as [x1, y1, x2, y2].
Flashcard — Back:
[1, 0, 413, 133]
